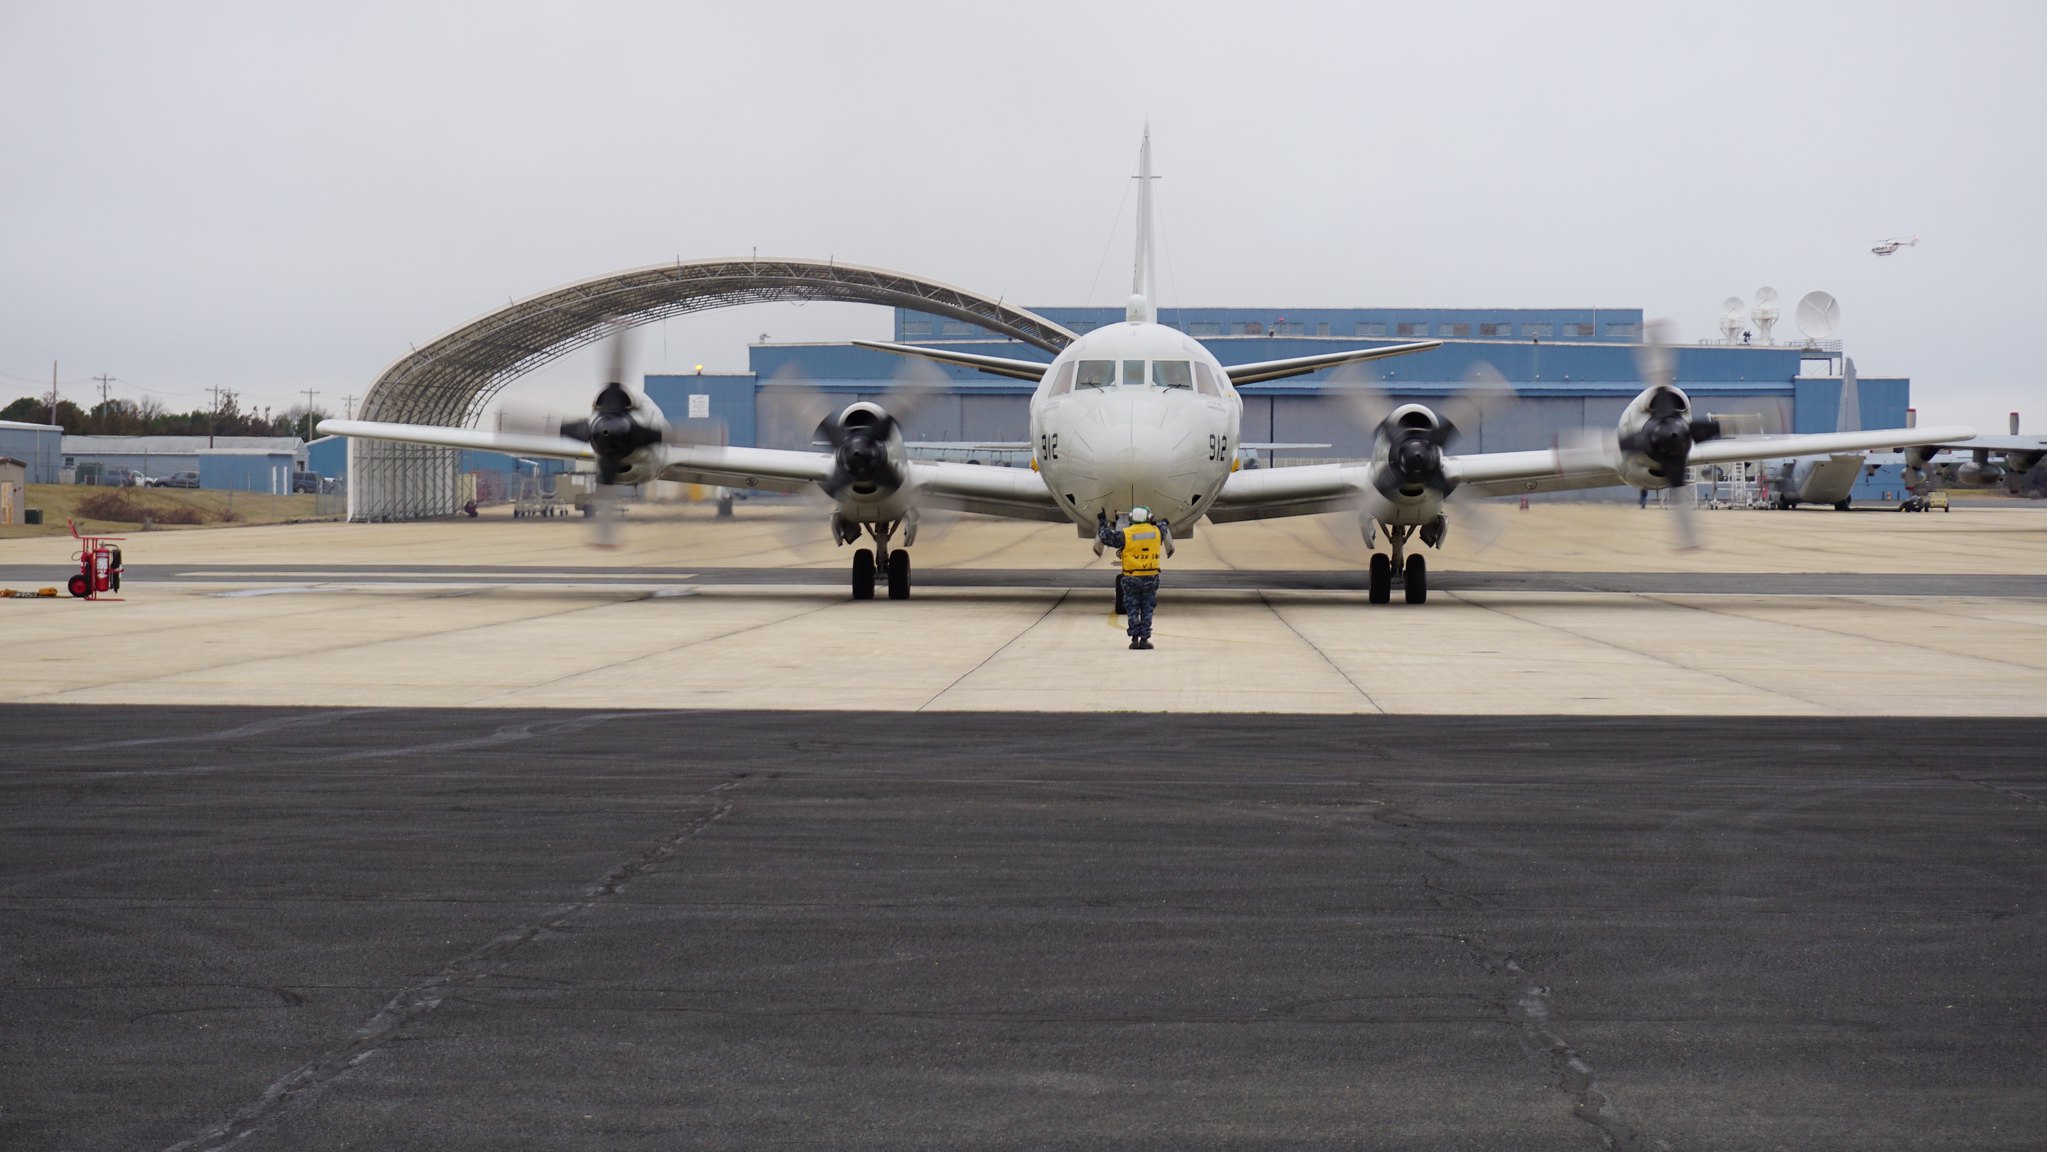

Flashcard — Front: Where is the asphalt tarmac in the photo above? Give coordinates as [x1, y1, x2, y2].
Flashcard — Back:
[6, 561, 2047, 597]
[4, 707, 2042, 1151]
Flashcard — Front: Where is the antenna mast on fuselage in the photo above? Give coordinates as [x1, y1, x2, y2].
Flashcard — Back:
[1129, 125, 1156, 322]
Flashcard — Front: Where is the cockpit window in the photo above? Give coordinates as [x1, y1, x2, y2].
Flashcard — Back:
[1192, 362, 1223, 397]
[1153, 360, 1193, 389]
[1048, 361, 1076, 396]
[1122, 359, 1146, 387]
[1076, 360, 1115, 389]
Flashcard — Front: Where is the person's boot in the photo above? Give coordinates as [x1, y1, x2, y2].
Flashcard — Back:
[1129, 637, 1142, 649]
[1137, 637, 1154, 650]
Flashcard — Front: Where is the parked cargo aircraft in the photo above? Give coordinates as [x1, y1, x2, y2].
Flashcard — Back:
[1755, 360, 2040, 509]
[323, 130, 1973, 604]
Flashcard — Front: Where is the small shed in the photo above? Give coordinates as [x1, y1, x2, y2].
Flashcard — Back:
[198, 448, 297, 493]
[0, 456, 25, 525]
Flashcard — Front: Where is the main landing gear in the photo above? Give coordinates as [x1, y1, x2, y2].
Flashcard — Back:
[838, 512, 915, 601]
[1364, 517, 1436, 605]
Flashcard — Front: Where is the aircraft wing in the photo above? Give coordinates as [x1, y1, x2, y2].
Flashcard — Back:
[319, 419, 1071, 521]
[320, 419, 597, 461]
[850, 340, 1052, 382]
[1206, 424, 1979, 517]
[657, 446, 1067, 520]
[1225, 340, 1441, 385]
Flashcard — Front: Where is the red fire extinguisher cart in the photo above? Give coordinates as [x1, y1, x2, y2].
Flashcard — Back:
[67, 519, 125, 600]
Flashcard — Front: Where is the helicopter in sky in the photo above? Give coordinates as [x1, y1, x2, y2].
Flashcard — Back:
[1870, 235, 1919, 256]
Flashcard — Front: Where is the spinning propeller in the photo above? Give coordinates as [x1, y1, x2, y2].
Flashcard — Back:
[815, 405, 904, 498]
[559, 327, 663, 486]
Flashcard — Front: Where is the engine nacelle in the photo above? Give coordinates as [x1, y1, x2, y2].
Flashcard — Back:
[817, 401, 916, 522]
[1613, 384, 1713, 490]
[564, 382, 670, 486]
[1374, 404, 1448, 496]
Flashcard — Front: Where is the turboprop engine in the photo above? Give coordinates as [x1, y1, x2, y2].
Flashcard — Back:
[1371, 403, 1456, 509]
[560, 381, 668, 486]
[816, 401, 909, 500]
[1612, 384, 1722, 490]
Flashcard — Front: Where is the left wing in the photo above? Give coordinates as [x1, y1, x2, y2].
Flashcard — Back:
[1207, 424, 1979, 520]
[1225, 340, 1440, 385]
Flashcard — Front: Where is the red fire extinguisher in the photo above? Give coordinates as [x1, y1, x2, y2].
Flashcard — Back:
[67, 519, 125, 600]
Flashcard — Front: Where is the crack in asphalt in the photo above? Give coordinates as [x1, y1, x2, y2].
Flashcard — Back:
[1423, 931, 1668, 1151]
[158, 772, 752, 1152]
[1939, 769, 2047, 810]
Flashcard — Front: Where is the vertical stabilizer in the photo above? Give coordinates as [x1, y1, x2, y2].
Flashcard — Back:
[1836, 358, 1861, 433]
[1129, 125, 1156, 318]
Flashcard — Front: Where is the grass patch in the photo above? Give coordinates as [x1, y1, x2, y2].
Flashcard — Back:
[1, 485, 330, 538]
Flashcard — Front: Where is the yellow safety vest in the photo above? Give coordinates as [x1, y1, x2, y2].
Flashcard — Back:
[1120, 523, 1162, 575]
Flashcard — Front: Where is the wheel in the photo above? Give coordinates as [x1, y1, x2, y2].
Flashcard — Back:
[886, 549, 911, 600]
[67, 574, 89, 598]
[1403, 554, 1428, 604]
[1113, 573, 1128, 615]
[1834, 499, 1851, 511]
[1368, 553, 1391, 604]
[851, 548, 876, 600]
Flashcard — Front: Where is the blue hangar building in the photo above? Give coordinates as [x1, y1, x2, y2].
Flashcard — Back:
[643, 305, 1908, 502]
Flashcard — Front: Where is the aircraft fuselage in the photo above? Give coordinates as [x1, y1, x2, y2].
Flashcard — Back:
[1028, 316, 1241, 527]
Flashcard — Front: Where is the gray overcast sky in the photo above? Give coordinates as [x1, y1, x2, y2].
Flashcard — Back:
[3, 0, 2042, 432]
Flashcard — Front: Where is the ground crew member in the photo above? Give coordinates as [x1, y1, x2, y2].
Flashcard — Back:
[1098, 506, 1169, 649]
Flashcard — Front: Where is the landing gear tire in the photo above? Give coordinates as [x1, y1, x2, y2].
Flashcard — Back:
[1114, 573, 1128, 615]
[1368, 553, 1391, 604]
[886, 550, 911, 600]
[852, 548, 876, 600]
[1834, 499, 1851, 511]
[1403, 555, 1428, 604]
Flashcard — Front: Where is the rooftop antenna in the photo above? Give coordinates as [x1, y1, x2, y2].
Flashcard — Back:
[1795, 290, 1840, 343]
[1127, 124, 1156, 324]
[1718, 296, 1745, 343]
[1751, 286, 1780, 345]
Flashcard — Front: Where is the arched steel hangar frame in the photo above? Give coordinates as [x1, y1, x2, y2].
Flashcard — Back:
[347, 258, 1078, 522]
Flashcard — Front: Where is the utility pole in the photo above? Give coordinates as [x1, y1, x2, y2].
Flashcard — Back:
[48, 361, 58, 426]
[342, 394, 356, 420]
[302, 388, 320, 443]
[94, 374, 115, 406]
[207, 384, 230, 448]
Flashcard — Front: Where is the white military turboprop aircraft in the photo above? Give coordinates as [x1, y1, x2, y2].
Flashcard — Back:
[322, 130, 1974, 604]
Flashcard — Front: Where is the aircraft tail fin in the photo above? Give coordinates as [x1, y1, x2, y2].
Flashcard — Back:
[1836, 357, 1861, 433]
[1128, 124, 1156, 321]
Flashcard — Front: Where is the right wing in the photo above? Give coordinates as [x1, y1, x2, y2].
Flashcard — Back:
[319, 419, 1070, 521]
[850, 340, 1052, 382]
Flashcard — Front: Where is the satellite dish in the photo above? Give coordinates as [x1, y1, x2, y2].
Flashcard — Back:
[1751, 286, 1781, 344]
[1795, 290, 1840, 340]
[1718, 296, 1746, 343]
